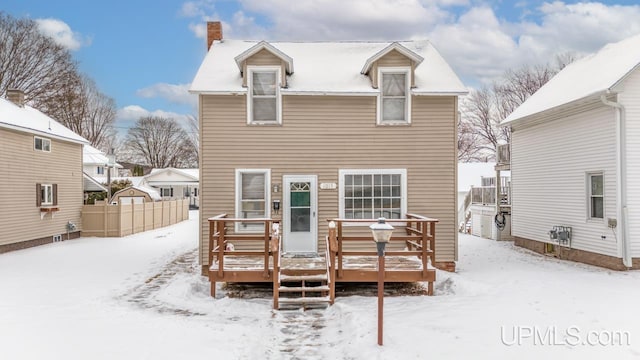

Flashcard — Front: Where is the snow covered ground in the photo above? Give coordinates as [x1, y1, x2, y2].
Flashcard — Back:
[1, 211, 639, 359]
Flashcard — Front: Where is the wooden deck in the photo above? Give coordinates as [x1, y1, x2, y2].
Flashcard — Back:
[207, 214, 438, 309]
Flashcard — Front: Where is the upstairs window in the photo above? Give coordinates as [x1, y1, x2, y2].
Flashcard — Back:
[96, 166, 105, 175]
[248, 67, 281, 125]
[34, 136, 51, 152]
[588, 173, 604, 219]
[378, 68, 411, 125]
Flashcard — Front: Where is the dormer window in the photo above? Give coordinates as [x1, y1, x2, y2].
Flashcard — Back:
[378, 68, 411, 125]
[248, 66, 281, 125]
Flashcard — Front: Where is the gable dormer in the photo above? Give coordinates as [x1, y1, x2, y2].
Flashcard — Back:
[234, 41, 294, 88]
[361, 42, 424, 89]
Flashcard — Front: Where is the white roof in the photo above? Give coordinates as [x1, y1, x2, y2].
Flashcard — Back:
[83, 172, 108, 192]
[0, 97, 88, 144]
[503, 33, 640, 124]
[190, 40, 466, 95]
[148, 168, 199, 181]
[82, 144, 123, 168]
[133, 185, 162, 201]
[457, 162, 497, 192]
[93, 176, 145, 187]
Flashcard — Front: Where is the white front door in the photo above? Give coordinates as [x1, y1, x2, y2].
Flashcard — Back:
[283, 175, 317, 254]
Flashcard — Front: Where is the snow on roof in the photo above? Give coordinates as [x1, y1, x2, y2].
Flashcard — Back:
[234, 41, 294, 74]
[148, 168, 199, 180]
[458, 162, 497, 192]
[133, 185, 162, 201]
[0, 97, 88, 145]
[361, 42, 424, 74]
[503, 33, 640, 125]
[190, 40, 466, 95]
[83, 172, 108, 192]
[82, 144, 123, 168]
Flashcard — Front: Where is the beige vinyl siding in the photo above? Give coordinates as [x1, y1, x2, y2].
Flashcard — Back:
[511, 103, 618, 257]
[618, 67, 640, 257]
[243, 48, 287, 87]
[199, 94, 457, 266]
[371, 50, 416, 88]
[0, 128, 83, 246]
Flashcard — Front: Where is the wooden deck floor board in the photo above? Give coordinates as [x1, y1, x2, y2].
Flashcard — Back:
[210, 254, 425, 271]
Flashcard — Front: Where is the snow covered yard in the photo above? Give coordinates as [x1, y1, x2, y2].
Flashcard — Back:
[1, 211, 639, 359]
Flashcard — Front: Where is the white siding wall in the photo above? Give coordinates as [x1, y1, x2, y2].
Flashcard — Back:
[511, 104, 619, 257]
[619, 67, 640, 257]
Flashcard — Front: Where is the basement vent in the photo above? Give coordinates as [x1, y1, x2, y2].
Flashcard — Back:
[549, 226, 571, 247]
[53, 235, 63, 242]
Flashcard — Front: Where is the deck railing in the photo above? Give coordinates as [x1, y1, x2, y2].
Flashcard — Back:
[327, 214, 438, 294]
[208, 214, 280, 282]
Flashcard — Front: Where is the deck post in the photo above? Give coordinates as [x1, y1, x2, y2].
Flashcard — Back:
[263, 221, 270, 279]
[421, 220, 428, 278]
[337, 221, 343, 278]
[272, 223, 280, 310]
[208, 220, 215, 267]
[218, 220, 225, 278]
[429, 221, 436, 265]
[328, 222, 337, 304]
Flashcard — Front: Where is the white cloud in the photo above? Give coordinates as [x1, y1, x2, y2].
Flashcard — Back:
[117, 105, 193, 124]
[35, 18, 89, 51]
[181, 0, 640, 86]
[136, 83, 197, 107]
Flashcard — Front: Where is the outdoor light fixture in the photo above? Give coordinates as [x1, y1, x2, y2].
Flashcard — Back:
[370, 217, 394, 255]
[369, 217, 394, 346]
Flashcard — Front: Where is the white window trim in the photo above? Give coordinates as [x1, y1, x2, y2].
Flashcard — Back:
[338, 169, 407, 221]
[377, 67, 411, 125]
[41, 184, 54, 206]
[247, 66, 282, 125]
[235, 169, 271, 233]
[586, 171, 604, 221]
[34, 136, 52, 152]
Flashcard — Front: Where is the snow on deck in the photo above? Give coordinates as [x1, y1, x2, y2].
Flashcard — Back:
[1, 211, 639, 359]
[210, 254, 423, 271]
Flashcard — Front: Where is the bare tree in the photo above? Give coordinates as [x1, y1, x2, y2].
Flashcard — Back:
[43, 73, 117, 149]
[0, 12, 78, 108]
[459, 57, 576, 161]
[457, 113, 482, 162]
[125, 116, 197, 168]
[186, 114, 199, 165]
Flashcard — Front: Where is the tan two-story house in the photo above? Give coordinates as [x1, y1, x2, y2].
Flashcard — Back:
[191, 22, 466, 279]
[0, 90, 88, 253]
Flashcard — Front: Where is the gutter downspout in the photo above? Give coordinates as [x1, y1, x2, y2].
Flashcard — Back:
[600, 93, 631, 268]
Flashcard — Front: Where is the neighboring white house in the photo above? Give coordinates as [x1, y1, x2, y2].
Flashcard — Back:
[457, 162, 511, 240]
[143, 168, 199, 208]
[82, 144, 122, 179]
[502, 33, 640, 270]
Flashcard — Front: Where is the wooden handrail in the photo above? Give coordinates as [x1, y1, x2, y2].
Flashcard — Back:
[327, 215, 438, 279]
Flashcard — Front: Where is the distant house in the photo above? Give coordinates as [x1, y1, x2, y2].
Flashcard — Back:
[502, 34, 640, 270]
[143, 168, 199, 209]
[190, 19, 466, 297]
[82, 144, 122, 180]
[0, 90, 88, 252]
[457, 163, 511, 240]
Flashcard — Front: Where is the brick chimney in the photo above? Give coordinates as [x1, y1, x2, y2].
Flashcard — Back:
[7, 89, 25, 107]
[207, 21, 223, 50]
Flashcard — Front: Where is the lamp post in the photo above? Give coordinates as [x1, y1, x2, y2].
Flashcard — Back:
[106, 148, 116, 203]
[370, 217, 394, 346]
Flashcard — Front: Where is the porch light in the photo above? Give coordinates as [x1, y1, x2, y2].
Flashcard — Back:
[370, 218, 394, 247]
[369, 217, 394, 346]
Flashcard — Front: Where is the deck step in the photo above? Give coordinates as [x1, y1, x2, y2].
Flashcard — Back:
[279, 274, 328, 282]
[278, 296, 331, 305]
[278, 285, 330, 292]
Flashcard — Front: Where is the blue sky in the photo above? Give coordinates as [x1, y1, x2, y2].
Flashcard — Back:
[3, 1, 640, 135]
